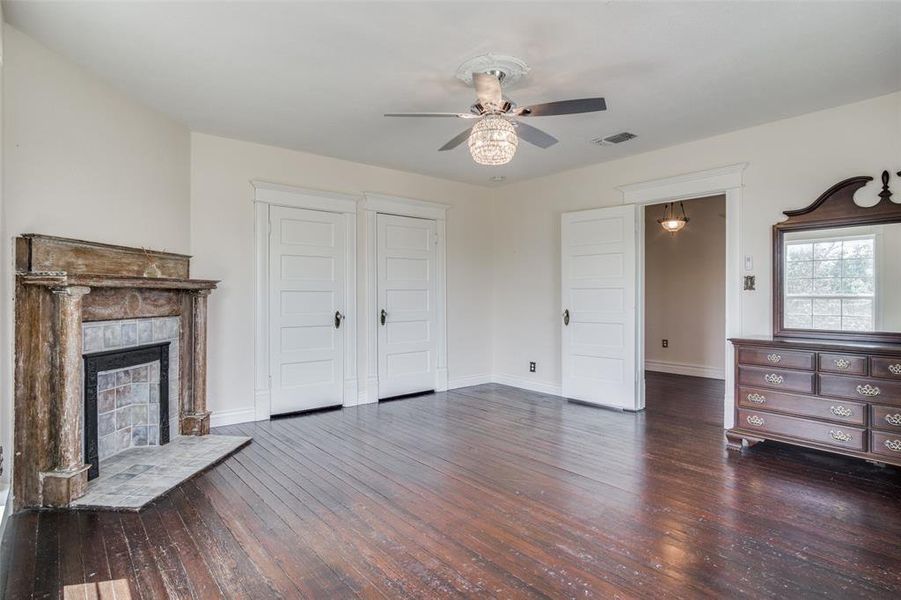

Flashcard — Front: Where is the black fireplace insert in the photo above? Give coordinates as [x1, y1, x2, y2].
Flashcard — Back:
[83, 342, 170, 480]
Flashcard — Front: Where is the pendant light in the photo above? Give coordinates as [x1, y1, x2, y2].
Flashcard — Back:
[657, 201, 689, 234]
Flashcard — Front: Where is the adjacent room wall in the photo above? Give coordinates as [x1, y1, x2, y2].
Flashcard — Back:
[491, 91, 901, 396]
[189, 132, 495, 425]
[644, 195, 726, 379]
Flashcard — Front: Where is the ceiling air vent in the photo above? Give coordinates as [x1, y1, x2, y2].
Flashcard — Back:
[592, 132, 637, 146]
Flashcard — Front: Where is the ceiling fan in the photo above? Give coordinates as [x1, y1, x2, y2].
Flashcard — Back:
[385, 71, 606, 166]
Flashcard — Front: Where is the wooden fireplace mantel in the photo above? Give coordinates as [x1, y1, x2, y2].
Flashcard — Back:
[13, 235, 219, 509]
[18, 272, 219, 291]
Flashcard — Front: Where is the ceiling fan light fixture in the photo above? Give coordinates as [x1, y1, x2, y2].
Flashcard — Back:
[468, 115, 518, 166]
[657, 201, 690, 234]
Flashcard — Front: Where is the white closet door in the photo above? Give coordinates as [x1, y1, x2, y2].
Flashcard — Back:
[561, 205, 639, 409]
[269, 205, 345, 414]
[377, 214, 438, 399]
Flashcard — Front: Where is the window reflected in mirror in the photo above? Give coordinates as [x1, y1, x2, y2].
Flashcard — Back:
[783, 224, 901, 333]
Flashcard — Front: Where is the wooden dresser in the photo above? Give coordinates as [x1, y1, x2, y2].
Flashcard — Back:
[727, 336, 901, 466]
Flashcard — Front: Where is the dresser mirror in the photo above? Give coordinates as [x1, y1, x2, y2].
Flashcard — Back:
[774, 171, 901, 343]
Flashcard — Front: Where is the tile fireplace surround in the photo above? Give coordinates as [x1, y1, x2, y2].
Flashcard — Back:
[13, 234, 248, 510]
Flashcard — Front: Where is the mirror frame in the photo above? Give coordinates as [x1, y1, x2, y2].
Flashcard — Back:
[774, 171, 901, 343]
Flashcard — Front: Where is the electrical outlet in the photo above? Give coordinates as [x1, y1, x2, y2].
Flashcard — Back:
[744, 275, 756, 291]
[529, 361, 536, 373]
[662, 339, 669, 348]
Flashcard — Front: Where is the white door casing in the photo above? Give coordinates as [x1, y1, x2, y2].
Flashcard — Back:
[561, 205, 639, 410]
[618, 163, 746, 427]
[361, 192, 449, 404]
[376, 214, 438, 398]
[253, 181, 357, 423]
[269, 205, 347, 414]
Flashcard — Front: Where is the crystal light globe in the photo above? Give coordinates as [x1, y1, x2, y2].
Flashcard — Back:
[468, 116, 518, 166]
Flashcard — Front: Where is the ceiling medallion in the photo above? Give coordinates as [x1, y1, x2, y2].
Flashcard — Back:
[455, 54, 531, 89]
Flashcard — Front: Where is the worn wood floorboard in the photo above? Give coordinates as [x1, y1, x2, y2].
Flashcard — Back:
[2, 373, 900, 599]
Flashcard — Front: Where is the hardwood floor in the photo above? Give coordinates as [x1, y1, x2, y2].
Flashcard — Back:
[2, 373, 900, 599]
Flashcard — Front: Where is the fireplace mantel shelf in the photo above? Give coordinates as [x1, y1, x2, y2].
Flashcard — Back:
[18, 271, 219, 291]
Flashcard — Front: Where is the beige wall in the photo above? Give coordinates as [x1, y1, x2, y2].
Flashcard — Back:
[491, 91, 901, 392]
[189, 133, 495, 423]
[2, 25, 191, 253]
[0, 25, 190, 505]
[644, 195, 725, 378]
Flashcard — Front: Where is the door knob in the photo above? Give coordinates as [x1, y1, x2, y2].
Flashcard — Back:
[334, 311, 345, 329]
[380, 309, 387, 326]
[563, 309, 570, 326]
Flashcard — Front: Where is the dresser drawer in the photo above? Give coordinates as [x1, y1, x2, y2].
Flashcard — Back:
[818, 374, 901, 404]
[737, 347, 815, 370]
[870, 431, 901, 460]
[737, 386, 865, 425]
[818, 353, 867, 376]
[738, 366, 815, 394]
[870, 356, 901, 380]
[738, 409, 866, 452]
[871, 405, 901, 432]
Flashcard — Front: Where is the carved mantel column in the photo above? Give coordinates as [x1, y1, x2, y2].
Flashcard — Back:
[41, 285, 92, 506]
[181, 289, 212, 436]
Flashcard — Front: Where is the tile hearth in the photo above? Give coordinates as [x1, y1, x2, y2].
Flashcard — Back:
[71, 434, 250, 510]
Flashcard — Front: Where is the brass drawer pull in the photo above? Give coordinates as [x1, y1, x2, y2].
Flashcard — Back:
[833, 358, 851, 369]
[766, 353, 782, 364]
[889, 364, 901, 375]
[885, 413, 901, 426]
[764, 373, 784, 385]
[856, 384, 880, 397]
[746, 415, 765, 427]
[830, 405, 852, 417]
[884, 439, 901, 452]
[746, 393, 766, 404]
[829, 430, 852, 442]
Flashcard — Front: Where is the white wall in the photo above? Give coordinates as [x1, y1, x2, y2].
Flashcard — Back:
[189, 133, 495, 424]
[0, 4, 9, 532]
[491, 92, 901, 394]
[1, 25, 191, 514]
[644, 195, 725, 379]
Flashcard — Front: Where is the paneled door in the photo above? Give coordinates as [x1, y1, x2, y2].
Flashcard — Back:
[377, 214, 438, 399]
[561, 205, 639, 409]
[269, 205, 346, 414]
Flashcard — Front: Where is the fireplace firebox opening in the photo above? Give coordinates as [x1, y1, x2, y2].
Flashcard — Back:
[83, 343, 170, 480]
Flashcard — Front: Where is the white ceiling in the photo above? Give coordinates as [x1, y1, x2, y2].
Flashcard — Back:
[5, 1, 901, 186]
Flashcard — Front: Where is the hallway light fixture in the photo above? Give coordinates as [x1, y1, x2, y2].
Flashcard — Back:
[657, 201, 689, 234]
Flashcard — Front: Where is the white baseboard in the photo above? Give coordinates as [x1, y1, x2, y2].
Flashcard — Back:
[645, 359, 725, 380]
[448, 373, 492, 389]
[491, 373, 562, 396]
[210, 406, 258, 428]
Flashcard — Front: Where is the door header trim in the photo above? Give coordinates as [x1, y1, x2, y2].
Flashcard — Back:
[361, 192, 449, 221]
[252, 180, 358, 213]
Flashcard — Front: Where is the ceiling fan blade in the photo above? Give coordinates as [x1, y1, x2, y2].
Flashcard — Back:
[384, 112, 476, 118]
[438, 126, 474, 151]
[472, 72, 503, 109]
[514, 121, 558, 149]
[515, 98, 607, 117]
